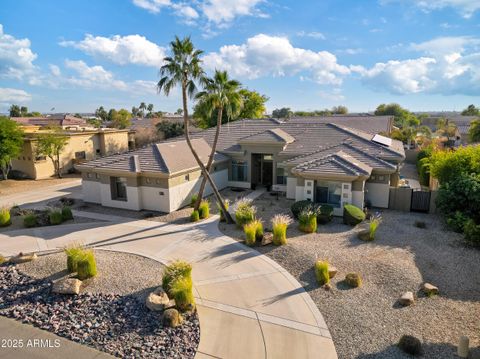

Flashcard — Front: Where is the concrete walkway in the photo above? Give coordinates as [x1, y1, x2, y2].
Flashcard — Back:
[0, 184, 337, 359]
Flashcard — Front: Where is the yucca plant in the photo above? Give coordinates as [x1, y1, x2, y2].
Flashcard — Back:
[0, 206, 11, 227]
[271, 214, 292, 245]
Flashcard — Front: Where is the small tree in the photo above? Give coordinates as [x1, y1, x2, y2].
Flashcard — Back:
[111, 109, 132, 129]
[95, 106, 108, 121]
[461, 104, 480, 116]
[36, 128, 69, 178]
[9, 104, 21, 117]
[0, 117, 24, 179]
[469, 119, 480, 143]
[272, 107, 292, 119]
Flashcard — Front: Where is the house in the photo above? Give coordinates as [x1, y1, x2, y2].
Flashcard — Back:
[419, 114, 478, 145]
[11, 114, 89, 130]
[77, 116, 404, 215]
[11, 127, 132, 179]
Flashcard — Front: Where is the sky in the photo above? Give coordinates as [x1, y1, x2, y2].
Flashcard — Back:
[1, 0, 479, 114]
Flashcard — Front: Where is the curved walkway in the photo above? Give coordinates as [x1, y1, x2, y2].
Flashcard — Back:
[0, 209, 337, 358]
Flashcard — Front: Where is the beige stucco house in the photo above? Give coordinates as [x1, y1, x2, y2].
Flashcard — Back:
[77, 116, 405, 215]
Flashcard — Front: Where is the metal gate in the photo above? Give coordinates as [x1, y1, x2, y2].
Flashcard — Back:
[411, 190, 431, 212]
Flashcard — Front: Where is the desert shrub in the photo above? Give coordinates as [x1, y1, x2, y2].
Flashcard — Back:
[77, 250, 97, 280]
[253, 219, 263, 240]
[217, 200, 230, 222]
[199, 200, 210, 219]
[368, 214, 381, 240]
[23, 213, 37, 228]
[162, 260, 192, 296]
[314, 261, 330, 285]
[61, 206, 73, 221]
[272, 214, 292, 245]
[291, 200, 316, 219]
[464, 219, 480, 246]
[64, 245, 84, 273]
[0, 255, 5, 265]
[244, 221, 258, 246]
[446, 211, 469, 232]
[398, 335, 422, 356]
[414, 221, 426, 229]
[317, 204, 334, 224]
[170, 277, 194, 312]
[345, 273, 362, 288]
[430, 145, 480, 185]
[190, 193, 198, 208]
[49, 210, 63, 225]
[299, 209, 317, 233]
[0, 206, 11, 227]
[235, 198, 256, 228]
[190, 210, 200, 222]
[343, 204, 365, 226]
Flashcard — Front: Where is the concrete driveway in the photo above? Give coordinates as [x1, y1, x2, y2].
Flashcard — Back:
[0, 184, 337, 359]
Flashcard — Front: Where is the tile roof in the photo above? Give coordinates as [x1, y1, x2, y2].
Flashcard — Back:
[239, 128, 295, 144]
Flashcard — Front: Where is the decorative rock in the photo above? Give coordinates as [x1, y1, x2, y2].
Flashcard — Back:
[52, 278, 82, 295]
[146, 287, 170, 311]
[422, 283, 439, 296]
[457, 336, 469, 358]
[345, 273, 362, 288]
[398, 335, 422, 355]
[10, 253, 37, 264]
[162, 308, 183, 328]
[358, 230, 372, 241]
[261, 232, 273, 246]
[328, 266, 338, 279]
[399, 291, 414, 306]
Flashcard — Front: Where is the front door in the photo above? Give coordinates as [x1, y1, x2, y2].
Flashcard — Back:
[262, 160, 273, 186]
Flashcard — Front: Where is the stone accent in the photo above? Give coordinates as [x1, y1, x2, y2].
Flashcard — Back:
[422, 283, 439, 296]
[145, 287, 170, 312]
[261, 232, 273, 246]
[52, 278, 82, 295]
[399, 291, 414, 306]
[328, 266, 338, 279]
[10, 253, 37, 264]
[163, 308, 183, 328]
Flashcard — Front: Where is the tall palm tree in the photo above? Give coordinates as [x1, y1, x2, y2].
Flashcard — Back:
[193, 70, 243, 212]
[157, 36, 234, 223]
[139, 102, 146, 118]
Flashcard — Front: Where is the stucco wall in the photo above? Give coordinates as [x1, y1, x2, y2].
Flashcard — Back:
[365, 182, 390, 208]
[100, 132, 129, 156]
[82, 180, 101, 203]
[286, 177, 296, 199]
[140, 186, 170, 212]
[99, 182, 141, 210]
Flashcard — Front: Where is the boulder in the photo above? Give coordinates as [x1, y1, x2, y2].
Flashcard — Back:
[345, 273, 362, 288]
[52, 278, 82, 295]
[162, 308, 183, 328]
[422, 283, 439, 296]
[10, 252, 37, 264]
[146, 287, 170, 311]
[358, 230, 372, 241]
[261, 232, 273, 246]
[399, 291, 414, 306]
[328, 266, 338, 279]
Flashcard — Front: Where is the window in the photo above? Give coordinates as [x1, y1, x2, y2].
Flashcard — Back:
[276, 167, 287, 185]
[75, 151, 86, 160]
[231, 160, 248, 182]
[159, 191, 164, 195]
[315, 181, 342, 207]
[111, 177, 128, 201]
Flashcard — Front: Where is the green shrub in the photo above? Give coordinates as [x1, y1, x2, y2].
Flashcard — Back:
[23, 213, 37, 228]
[77, 250, 97, 280]
[369, 215, 381, 240]
[244, 221, 258, 246]
[61, 206, 73, 221]
[315, 260, 330, 285]
[272, 214, 292, 245]
[446, 211, 469, 233]
[190, 193, 198, 207]
[317, 204, 334, 224]
[217, 200, 230, 222]
[235, 198, 256, 228]
[291, 200, 315, 219]
[253, 219, 263, 240]
[190, 210, 200, 222]
[64, 245, 84, 273]
[162, 260, 192, 296]
[49, 210, 63, 225]
[345, 272, 362, 288]
[299, 209, 317, 233]
[198, 200, 210, 219]
[343, 204, 365, 226]
[0, 207, 11, 227]
[170, 277, 194, 312]
[418, 157, 431, 186]
[464, 219, 480, 246]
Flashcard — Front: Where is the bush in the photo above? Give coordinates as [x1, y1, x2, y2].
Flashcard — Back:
[198, 200, 210, 219]
[291, 200, 315, 219]
[317, 204, 334, 224]
[170, 277, 194, 312]
[272, 214, 292, 245]
[343, 204, 365, 226]
[217, 200, 230, 222]
[0, 254, 5, 265]
[369, 214, 381, 240]
[244, 221, 258, 246]
[162, 260, 192, 297]
[61, 206, 73, 221]
[446, 211, 469, 233]
[345, 273, 362, 288]
[190, 210, 200, 222]
[23, 213, 37, 228]
[0, 206, 11, 227]
[64, 245, 84, 273]
[299, 209, 317, 233]
[398, 335, 422, 356]
[253, 219, 263, 240]
[464, 219, 480, 246]
[418, 157, 430, 186]
[235, 198, 256, 228]
[315, 261, 330, 285]
[77, 250, 97, 280]
[190, 193, 198, 208]
[49, 210, 63, 225]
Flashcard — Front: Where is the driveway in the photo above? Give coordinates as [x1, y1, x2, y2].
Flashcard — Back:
[0, 184, 337, 359]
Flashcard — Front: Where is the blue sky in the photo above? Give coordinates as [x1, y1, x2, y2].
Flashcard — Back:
[1, 0, 479, 114]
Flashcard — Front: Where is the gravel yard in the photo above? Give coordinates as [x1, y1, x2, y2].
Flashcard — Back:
[0, 250, 200, 358]
[220, 204, 480, 358]
[0, 175, 80, 196]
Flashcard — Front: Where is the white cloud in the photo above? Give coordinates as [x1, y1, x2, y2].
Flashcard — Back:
[203, 34, 350, 85]
[338, 48, 363, 55]
[132, 0, 171, 13]
[0, 87, 32, 105]
[60, 34, 166, 67]
[49, 64, 61, 77]
[296, 31, 326, 40]
[318, 88, 345, 101]
[410, 36, 480, 55]
[63, 60, 128, 90]
[381, 0, 480, 18]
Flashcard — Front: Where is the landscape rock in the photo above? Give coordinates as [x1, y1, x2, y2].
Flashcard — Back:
[145, 287, 170, 311]
[163, 308, 183, 328]
[261, 232, 273, 246]
[345, 273, 362, 288]
[399, 291, 414, 306]
[52, 278, 82, 295]
[10, 253, 37, 264]
[422, 283, 439, 296]
[358, 230, 372, 241]
[398, 335, 422, 355]
[328, 266, 338, 279]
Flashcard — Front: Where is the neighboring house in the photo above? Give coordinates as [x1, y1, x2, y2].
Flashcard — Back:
[420, 114, 477, 145]
[11, 128, 132, 179]
[11, 114, 89, 130]
[78, 116, 404, 215]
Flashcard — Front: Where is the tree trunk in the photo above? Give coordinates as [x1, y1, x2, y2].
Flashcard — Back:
[55, 153, 62, 178]
[194, 107, 223, 211]
[181, 82, 234, 224]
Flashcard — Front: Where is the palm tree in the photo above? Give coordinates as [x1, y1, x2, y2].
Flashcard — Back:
[157, 36, 234, 223]
[139, 102, 146, 118]
[193, 70, 243, 211]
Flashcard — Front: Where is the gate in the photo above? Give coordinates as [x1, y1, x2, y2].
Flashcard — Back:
[410, 190, 431, 212]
